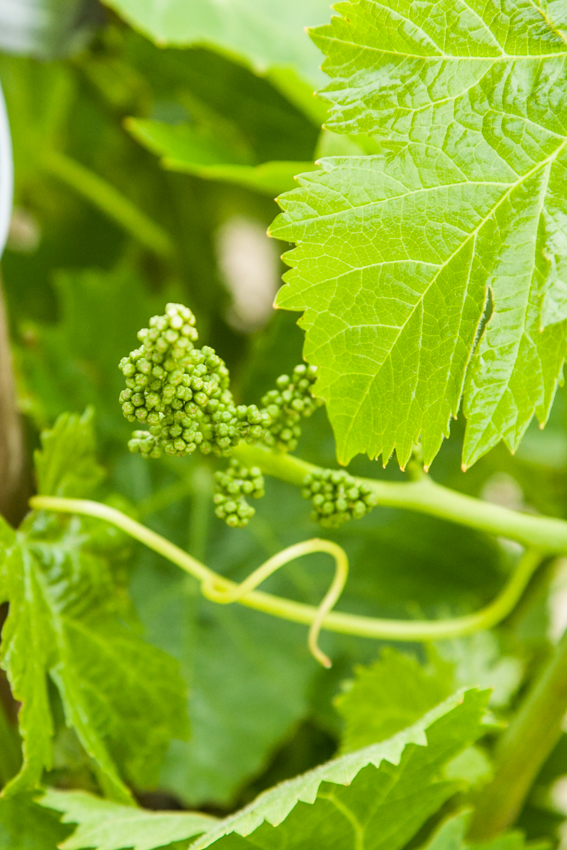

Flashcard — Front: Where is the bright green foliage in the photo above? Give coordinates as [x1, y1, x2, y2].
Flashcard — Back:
[126, 119, 314, 196]
[39, 690, 491, 850]
[301, 468, 378, 528]
[214, 460, 265, 528]
[0, 412, 189, 800]
[261, 364, 322, 451]
[41, 790, 215, 850]
[119, 303, 270, 459]
[272, 0, 567, 469]
[100, 0, 331, 84]
[336, 649, 453, 752]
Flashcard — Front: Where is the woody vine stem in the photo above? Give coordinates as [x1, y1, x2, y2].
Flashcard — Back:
[29, 440, 563, 667]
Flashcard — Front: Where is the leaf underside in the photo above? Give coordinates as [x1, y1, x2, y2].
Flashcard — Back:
[271, 0, 567, 469]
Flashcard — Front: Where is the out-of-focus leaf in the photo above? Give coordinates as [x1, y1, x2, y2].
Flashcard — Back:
[127, 119, 314, 196]
[0, 791, 70, 849]
[41, 790, 215, 850]
[0, 412, 189, 800]
[437, 633, 523, 710]
[335, 648, 453, 753]
[417, 810, 547, 850]
[101, 0, 331, 86]
[133, 562, 317, 808]
[0, 0, 99, 60]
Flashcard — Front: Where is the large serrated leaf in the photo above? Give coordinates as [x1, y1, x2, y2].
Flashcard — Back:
[41, 689, 492, 850]
[272, 0, 567, 469]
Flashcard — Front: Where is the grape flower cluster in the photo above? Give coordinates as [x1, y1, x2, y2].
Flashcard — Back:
[120, 304, 379, 531]
[213, 460, 265, 527]
[301, 469, 378, 528]
[261, 365, 322, 451]
[118, 303, 270, 459]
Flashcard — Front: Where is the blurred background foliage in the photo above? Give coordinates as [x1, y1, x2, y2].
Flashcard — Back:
[2, 1, 567, 847]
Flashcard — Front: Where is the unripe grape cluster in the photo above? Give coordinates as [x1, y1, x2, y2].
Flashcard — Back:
[261, 365, 322, 452]
[119, 304, 270, 459]
[213, 460, 265, 527]
[301, 469, 379, 528]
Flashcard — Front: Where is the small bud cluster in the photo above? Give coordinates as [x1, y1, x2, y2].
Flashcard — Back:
[213, 460, 265, 527]
[119, 304, 270, 459]
[260, 365, 322, 452]
[301, 469, 378, 528]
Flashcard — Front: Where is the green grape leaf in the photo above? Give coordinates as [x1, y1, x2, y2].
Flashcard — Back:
[0, 792, 71, 850]
[335, 639, 523, 755]
[272, 0, 567, 469]
[335, 648, 454, 752]
[100, 0, 331, 85]
[136, 577, 316, 808]
[126, 118, 314, 196]
[418, 809, 549, 850]
[39, 690, 491, 850]
[41, 790, 215, 850]
[35, 408, 105, 498]
[0, 413, 189, 800]
[189, 688, 491, 849]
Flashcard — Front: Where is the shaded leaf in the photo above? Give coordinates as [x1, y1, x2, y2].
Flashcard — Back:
[127, 119, 313, 196]
[0, 791, 70, 849]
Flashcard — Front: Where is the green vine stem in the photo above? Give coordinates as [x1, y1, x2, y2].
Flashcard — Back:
[233, 444, 567, 552]
[29, 496, 543, 659]
[470, 625, 567, 839]
[201, 539, 348, 668]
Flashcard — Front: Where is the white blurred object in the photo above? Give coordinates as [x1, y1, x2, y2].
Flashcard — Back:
[216, 216, 279, 333]
[7, 207, 41, 253]
[0, 84, 13, 259]
[481, 472, 525, 512]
